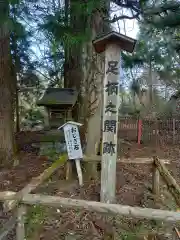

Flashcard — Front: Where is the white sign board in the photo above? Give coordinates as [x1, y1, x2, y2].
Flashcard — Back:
[63, 124, 83, 160]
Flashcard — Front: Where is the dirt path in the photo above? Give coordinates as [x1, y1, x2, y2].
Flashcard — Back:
[33, 144, 180, 240]
[0, 145, 179, 240]
[0, 152, 50, 240]
[32, 161, 178, 240]
[0, 152, 50, 192]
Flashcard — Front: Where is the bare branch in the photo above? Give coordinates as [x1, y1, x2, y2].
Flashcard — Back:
[108, 12, 140, 23]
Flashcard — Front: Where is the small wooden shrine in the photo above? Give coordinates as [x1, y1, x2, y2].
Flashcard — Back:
[37, 88, 78, 129]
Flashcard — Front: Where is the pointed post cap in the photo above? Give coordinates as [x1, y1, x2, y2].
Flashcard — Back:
[92, 31, 136, 53]
[58, 121, 83, 130]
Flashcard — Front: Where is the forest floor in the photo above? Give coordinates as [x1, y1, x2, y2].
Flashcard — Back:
[0, 143, 180, 239]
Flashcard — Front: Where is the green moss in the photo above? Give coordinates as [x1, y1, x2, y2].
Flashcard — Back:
[25, 205, 47, 239]
[120, 224, 149, 240]
[51, 153, 68, 168]
[25, 154, 67, 239]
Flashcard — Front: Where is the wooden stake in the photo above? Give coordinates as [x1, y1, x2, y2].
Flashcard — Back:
[16, 205, 26, 240]
[154, 156, 180, 206]
[65, 160, 73, 180]
[152, 164, 160, 196]
[174, 227, 180, 239]
[0, 215, 16, 240]
[75, 159, 83, 186]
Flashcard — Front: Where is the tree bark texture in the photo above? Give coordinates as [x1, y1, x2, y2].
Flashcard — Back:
[0, 1, 14, 165]
[65, 0, 111, 159]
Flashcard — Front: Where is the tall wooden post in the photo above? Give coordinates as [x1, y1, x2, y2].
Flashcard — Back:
[16, 205, 26, 240]
[93, 32, 136, 203]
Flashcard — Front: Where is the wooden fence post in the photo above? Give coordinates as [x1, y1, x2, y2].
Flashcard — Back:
[0, 215, 16, 240]
[16, 205, 26, 240]
[154, 156, 180, 206]
[152, 163, 160, 197]
[75, 158, 83, 186]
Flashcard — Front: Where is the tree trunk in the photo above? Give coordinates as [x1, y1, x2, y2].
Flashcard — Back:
[64, 0, 70, 88]
[83, 10, 105, 155]
[65, 1, 111, 180]
[64, 0, 84, 122]
[0, 1, 15, 166]
[15, 87, 20, 132]
[11, 30, 20, 133]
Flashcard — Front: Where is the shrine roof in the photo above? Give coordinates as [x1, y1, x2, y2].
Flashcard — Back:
[93, 31, 136, 53]
[37, 88, 78, 107]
